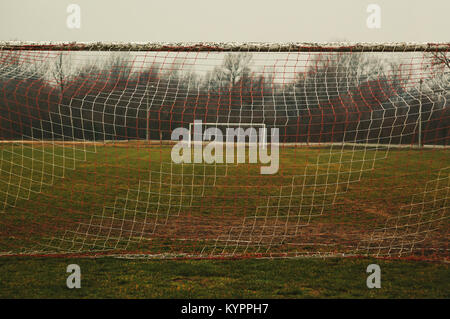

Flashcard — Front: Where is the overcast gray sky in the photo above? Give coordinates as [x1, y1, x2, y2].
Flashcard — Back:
[0, 0, 449, 43]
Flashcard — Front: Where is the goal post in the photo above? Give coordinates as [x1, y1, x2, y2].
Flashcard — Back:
[0, 42, 448, 260]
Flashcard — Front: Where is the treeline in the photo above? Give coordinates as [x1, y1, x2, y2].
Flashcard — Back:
[0, 51, 448, 145]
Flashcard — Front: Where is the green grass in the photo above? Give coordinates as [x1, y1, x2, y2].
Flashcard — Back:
[0, 257, 448, 298]
[0, 143, 448, 298]
[0, 144, 447, 257]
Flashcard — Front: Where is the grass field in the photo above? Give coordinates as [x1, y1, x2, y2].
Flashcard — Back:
[0, 142, 448, 298]
[0, 256, 448, 298]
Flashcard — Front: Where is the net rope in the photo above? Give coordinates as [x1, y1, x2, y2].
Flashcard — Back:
[0, 43, 448, 259]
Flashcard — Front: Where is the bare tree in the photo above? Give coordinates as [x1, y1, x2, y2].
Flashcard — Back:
[209, 53, 252, 91]
[0, 50, 21, 66]
[51, 52, 72, 94]
[430, 52, 450, 70]
[103, 52, 132, 90]
[304, 53, 382, 92]
[0, 51, 23, 82]
[424, 51, 450, 97]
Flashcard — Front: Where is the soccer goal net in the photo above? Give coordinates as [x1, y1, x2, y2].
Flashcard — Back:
[0, 42, 448, 260]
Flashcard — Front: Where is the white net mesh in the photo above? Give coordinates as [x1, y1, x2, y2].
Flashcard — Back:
[0, 42, 448, 259]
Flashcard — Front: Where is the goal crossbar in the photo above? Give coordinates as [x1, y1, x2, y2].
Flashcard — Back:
[1, 41, 449, 52]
